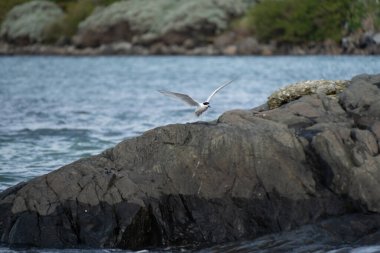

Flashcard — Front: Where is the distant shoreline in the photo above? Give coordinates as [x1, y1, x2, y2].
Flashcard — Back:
[1, 41, 379, 56]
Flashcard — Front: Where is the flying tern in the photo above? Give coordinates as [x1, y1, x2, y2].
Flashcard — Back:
[158, 80, 232, 116]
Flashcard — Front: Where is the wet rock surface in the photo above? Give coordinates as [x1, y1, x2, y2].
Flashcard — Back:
[202, 214, 380, 253]
[1, 74, 380, 250]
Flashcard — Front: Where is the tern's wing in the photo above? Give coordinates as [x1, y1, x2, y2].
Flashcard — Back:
[158, 90, 199, 107]
[206, 80, 233, 102]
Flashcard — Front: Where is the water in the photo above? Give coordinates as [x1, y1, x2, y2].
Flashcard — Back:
[0, 55, 379, 252]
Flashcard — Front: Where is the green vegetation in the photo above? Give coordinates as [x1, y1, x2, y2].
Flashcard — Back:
[77, 0, 252, 45]
[48, 0, 120, 9]
[1, 0, 122, 43]
[2, 0, 379, 46]
[43, 0, 121, 43]
[365, 0, 380, 30]
[246, 0, 380, 44]
[1, 1, 64, 43]
[0, 0, 29, 25]
[44, 0, 95, 42]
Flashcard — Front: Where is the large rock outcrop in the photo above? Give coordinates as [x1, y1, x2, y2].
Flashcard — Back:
[0, 74, 380, 250]
[74, 0, 255, 48]
[0, 0, 64, 45]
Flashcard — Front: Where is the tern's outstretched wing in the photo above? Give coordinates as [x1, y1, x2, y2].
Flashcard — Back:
[206, 80, 233, 102]
[158, 90, 199, 107]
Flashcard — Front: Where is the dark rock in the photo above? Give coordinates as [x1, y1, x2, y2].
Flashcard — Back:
[203, 214, 380, 253]
[373, 33, 380, 45]
[74, 21, 133, 48]
[341, 32, 380, 55]
[213, 32, 238, 50]
[236, 37, 259, 54]
[1, 74, 380, 250]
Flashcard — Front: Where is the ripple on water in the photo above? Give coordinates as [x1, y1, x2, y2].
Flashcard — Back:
[0, 127, 113, 191]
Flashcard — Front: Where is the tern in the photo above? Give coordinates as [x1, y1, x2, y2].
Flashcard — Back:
[158, 80, 232, 117]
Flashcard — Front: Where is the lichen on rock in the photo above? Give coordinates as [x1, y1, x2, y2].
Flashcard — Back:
[0, 0, 64, 45]
[267, 80, 348, 109]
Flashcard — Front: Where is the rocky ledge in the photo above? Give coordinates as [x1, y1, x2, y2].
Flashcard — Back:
[1, 74, 380, 250]
[1, 40, 379, 56]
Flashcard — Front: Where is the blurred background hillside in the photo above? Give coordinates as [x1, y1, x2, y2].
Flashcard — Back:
[1, 0, 379, 55]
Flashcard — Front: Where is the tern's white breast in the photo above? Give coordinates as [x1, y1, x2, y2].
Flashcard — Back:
[195, 104, 209, 116]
